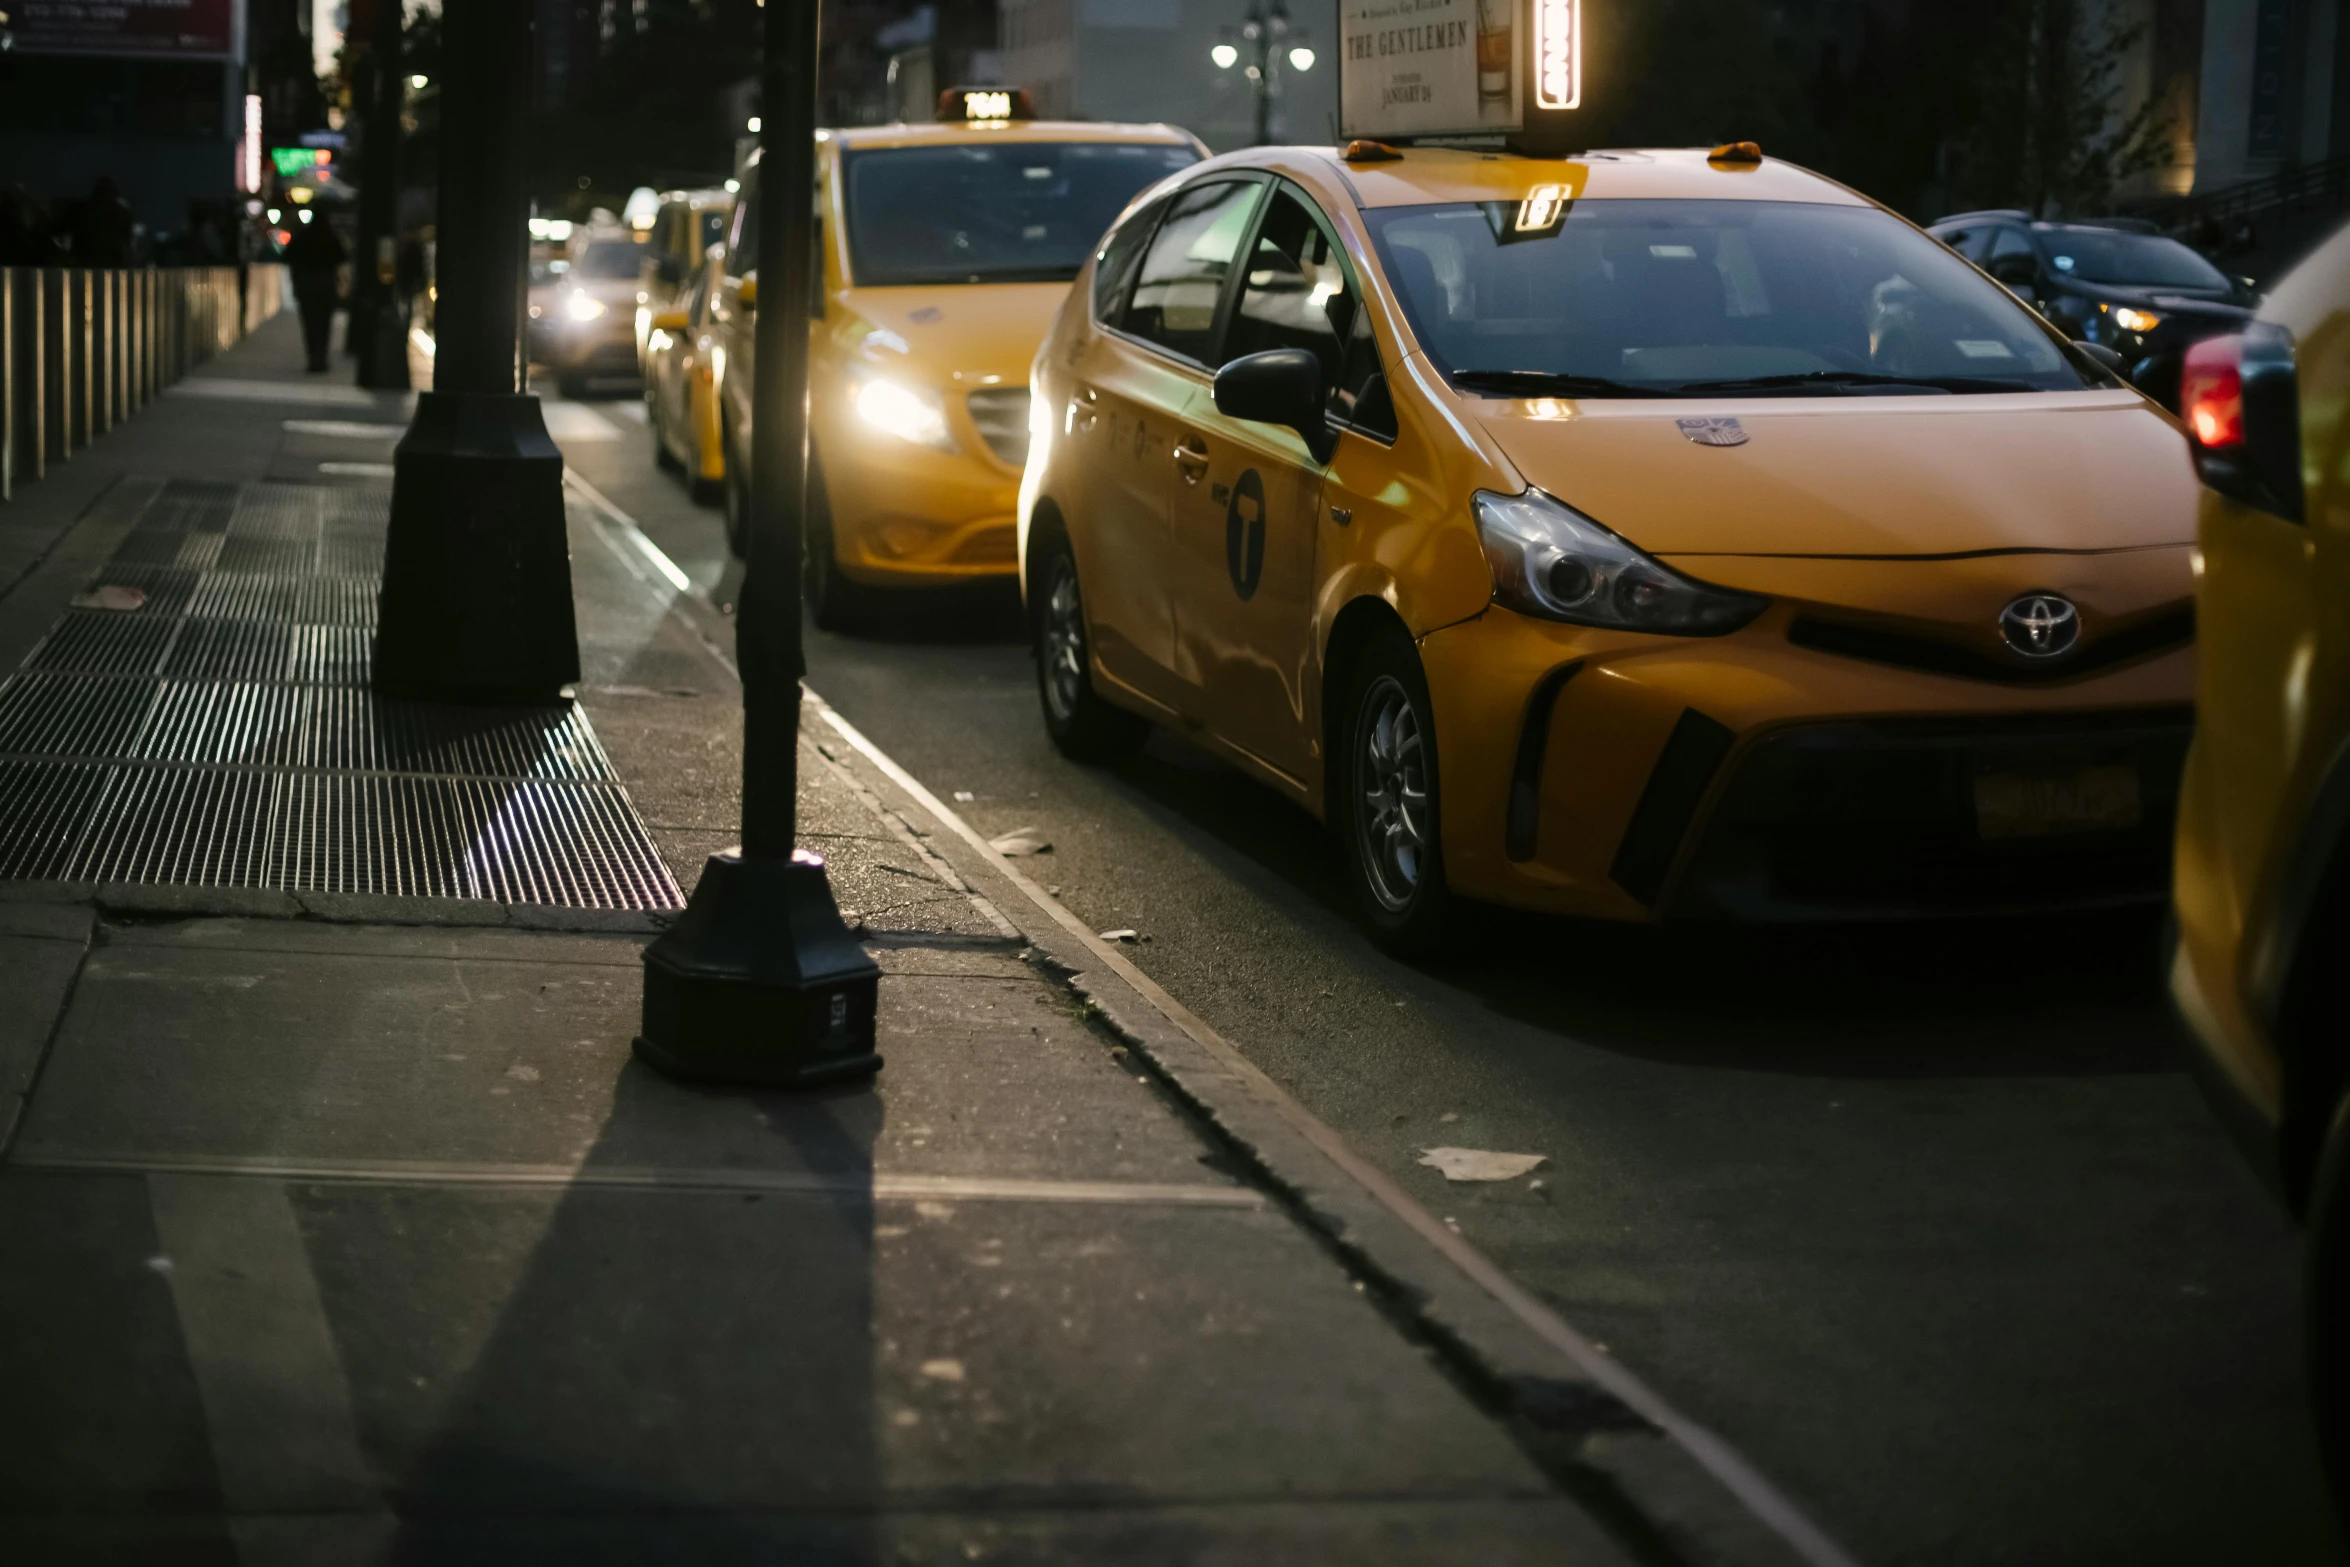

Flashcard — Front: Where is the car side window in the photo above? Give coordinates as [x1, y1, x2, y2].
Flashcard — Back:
[1332, 299, 1395, 441]
[1225, 184, 1394, 442]
[1122, 179, 1262, 363]
[686, 262, 714, 326]
[1092, 197, 1166, 323]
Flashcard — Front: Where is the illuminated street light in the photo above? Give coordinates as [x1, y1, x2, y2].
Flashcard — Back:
[748, 115, 762, 132]
[409, 73, 428, 88]
[1289, 46, 1315, 70]
[1214, 0, 1308, 144]
[1211, 43, 1238, 67]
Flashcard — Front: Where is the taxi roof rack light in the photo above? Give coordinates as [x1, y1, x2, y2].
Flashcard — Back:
[940, 86, 1035, 123]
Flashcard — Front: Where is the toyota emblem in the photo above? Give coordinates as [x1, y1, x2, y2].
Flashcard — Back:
[1999, 593, 2082, 658]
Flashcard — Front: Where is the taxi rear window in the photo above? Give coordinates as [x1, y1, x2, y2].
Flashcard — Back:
[1367, 199, 2091, 396]
[841, 142, 1200, 288]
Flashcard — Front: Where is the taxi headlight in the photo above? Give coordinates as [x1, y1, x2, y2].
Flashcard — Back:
[565, 292, 608, 322]
[2112, 307, 2161, 333]
[1472, 489, 1764, 636]
[852, 374, 955, 451]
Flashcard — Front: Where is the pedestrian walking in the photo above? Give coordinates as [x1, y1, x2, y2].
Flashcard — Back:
[283, 217, 347, 373]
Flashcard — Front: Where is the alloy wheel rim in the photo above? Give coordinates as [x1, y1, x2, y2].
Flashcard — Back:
[1355, 675, 1429, 913]
[1042, 565, 1087, 723]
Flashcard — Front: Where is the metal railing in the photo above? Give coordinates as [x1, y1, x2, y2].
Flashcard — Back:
[2135, 155, 2350, 237]
[0, 263, 288, 503]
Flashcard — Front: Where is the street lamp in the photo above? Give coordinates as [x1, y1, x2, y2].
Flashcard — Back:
[1211, 0, 1310, 145]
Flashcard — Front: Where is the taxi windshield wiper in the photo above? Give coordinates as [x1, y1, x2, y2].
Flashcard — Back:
[1669, 370, 2041, 395]
[1450, 369, 1673, 399]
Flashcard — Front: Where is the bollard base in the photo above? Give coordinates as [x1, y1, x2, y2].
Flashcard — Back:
[636, 848, 882, 1088]
[375, 390, 577, 704]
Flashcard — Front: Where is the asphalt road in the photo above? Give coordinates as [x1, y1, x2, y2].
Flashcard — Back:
[552, 382, 2347, 1567]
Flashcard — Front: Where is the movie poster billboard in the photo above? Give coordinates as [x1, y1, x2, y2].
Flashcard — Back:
[14, 0, 240, 58]
[1338, 0, 1579, 143]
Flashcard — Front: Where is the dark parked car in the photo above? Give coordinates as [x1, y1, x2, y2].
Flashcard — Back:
[1928, 211, 2255, 409]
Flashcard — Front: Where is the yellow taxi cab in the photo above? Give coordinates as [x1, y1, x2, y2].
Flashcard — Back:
[1020, 142, 2202, 950]
[2167, 223, 2350, 1515]
[645, 244, 728, 502]
[711, 90, 1202, 621]
[636, 187, 734, 365]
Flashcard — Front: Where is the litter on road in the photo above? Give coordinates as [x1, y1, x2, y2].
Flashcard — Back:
[988, 828, 1052, 856]
[1417, 1147, 1549, 1183]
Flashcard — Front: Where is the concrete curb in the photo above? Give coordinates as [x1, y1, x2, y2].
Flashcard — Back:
[807, 695, 1837, 1567]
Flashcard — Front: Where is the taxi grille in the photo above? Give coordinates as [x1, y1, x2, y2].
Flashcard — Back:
[967, 387, 1031, 468]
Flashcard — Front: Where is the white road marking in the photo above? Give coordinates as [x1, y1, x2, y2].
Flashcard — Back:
[282, 419, 402, 439]
[171, 377, 381, 407]
[36, 1152, 1262, 1208]
[562, 469, 693, 591]
[539, 401, 623, 441]
[317, 461, 395, 477]
[811, 696, 1863, 1567]
[146, 1175, 378, 1514]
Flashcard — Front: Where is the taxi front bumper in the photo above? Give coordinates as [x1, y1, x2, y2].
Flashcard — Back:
[1420, 607, 2194, 923]
[820, 419, 1023, 587]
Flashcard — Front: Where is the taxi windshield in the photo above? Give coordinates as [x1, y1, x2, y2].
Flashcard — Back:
[1368, 198, 2091, 396]
[572, 241, 646, 280]
[2034, 228, 2231, 289]
[842, 141, 1200, 287]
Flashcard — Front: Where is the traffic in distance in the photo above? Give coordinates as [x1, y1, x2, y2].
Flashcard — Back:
[504, 85, 2348, 1526]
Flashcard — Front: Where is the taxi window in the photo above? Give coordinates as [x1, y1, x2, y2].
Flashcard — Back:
[841, 141, 1200, 287]
[1092, 196, 1166, 323]
[700, 208, 731, 254]
[1124, 180, 1262, 363]
[1987, 226, 2036, 267]
[1226, 186, 1393, 440]
[1367, 198, 2088, 394]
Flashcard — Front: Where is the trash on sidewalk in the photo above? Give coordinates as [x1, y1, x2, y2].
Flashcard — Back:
[71, 584, 147, 611]
[1417, 1147, 1547, 1183]
[988, 828, 1051, 856]
[953, 790, 976, 801]
[1098, 928, 1149, 943]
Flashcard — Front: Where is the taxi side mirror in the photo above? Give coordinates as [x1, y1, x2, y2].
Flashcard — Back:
[1214, 349, 1334, 462]
[651, 308, 689, 333]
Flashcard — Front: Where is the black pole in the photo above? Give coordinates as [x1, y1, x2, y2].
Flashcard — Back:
[353, 0, 411, 390]
[373, 0, 578, 703]
[634, 0, 881, 1087]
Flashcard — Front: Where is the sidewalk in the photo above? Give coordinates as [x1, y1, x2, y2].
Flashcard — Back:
[0, 317, 1650, 1563]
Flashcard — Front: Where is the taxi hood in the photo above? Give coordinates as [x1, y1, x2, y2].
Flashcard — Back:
[1472, 391, 2198, 558]
[840, 282, 1071, 385]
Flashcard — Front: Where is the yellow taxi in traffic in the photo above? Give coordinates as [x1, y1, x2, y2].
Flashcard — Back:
[2168, 223, 2350, 1513]
[1021, 143, 2202, 950]
[637, 186, 733, 365]
[711, 91, 1202, 623]
[645, 244, 728, 502]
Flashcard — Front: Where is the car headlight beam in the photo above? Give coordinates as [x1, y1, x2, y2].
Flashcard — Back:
[1472, 488, 1764, 635]
[2112, 306, 2161, 333]
[565, 292, 608, 322]
[852, 374, 956, 451]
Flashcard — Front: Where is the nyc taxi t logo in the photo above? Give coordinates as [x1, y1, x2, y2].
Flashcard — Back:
[1676, 416, 1749, 447]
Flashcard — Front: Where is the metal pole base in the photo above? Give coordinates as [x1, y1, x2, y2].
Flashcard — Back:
[374, 390, 579, 703]
[636, 848, 882, 1088]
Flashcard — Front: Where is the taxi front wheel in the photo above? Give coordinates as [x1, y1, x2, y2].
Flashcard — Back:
[1339, 629, 1453, 956]
[1031, 539, 1143, 761]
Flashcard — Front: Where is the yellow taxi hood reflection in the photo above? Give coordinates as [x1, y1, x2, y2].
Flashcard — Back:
[1472, 390, 2199, 556]
[839, 282, 1071, 384]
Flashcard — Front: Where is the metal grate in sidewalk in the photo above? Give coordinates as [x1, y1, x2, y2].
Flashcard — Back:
[0, 479, 681, 909]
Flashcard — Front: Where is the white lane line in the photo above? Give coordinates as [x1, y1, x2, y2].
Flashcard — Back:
[146, 1174, 379, 1514]
[317, 461, 395, 477]
[171, 377, 381, 407]
[539, 401, 624, 441]
[563, 469, 693, 592]
[811, 696, 1863, 1567]
[39, 1152, 1261, 1208]
[283, 419, 403, 439]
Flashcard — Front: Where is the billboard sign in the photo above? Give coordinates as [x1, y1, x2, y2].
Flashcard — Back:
[1339, 0, 1580, 145]
[14, 0, 238, 57]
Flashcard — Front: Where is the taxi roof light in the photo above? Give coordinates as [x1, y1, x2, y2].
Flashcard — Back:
[1708, 141, 1764, 164]
[1342, 139, 1404, 163]
[940, 86, 1034, 123]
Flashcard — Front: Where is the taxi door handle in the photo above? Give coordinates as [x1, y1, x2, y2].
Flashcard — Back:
[1071, 385, 1098, 433]
[1172, 434, 1209, 484]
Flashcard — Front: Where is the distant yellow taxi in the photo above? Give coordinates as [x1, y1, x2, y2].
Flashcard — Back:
[1021, 143, 2202, 949]
[645, 244, 728, 502]
[711, 92, 1201, 623]
[2168, 224, 2350, 1510]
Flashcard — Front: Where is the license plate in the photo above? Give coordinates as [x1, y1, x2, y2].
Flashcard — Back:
[1973, 763, 2143, 840]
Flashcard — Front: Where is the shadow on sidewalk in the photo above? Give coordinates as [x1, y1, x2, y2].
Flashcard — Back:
[384, 1065, 885, 1561]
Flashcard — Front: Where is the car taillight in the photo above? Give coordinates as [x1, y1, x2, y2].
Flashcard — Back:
[2181, 335, 2244, 448]
[2180, 321, 2302, 523]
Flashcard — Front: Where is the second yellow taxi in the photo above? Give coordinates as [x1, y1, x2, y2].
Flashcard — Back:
[1021, 142, 2202, 950]
[709, 90, 1202, 625]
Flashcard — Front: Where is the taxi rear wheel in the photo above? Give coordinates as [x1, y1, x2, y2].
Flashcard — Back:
[1339, 629, 1452, 955]
[802, 466, 874, 632]
[1031, 538, 1142, 761]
